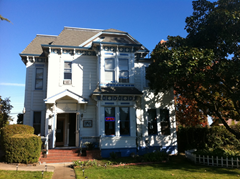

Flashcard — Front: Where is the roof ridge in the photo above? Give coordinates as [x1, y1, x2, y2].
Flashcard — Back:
[64, 26, 103, 32]
[36, 34, 58, 37]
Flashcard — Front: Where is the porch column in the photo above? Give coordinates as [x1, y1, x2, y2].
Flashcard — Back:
[52, 103, 57, 148]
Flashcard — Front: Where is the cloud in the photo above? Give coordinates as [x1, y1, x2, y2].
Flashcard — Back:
[0, 83, 25, 87]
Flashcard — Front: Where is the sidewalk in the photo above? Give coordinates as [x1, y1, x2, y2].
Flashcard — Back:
[0, 162, 76, 179]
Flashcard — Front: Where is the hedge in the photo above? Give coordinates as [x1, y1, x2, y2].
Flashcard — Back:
[0, 124, 42, 163]
[177, 126, 240, 152]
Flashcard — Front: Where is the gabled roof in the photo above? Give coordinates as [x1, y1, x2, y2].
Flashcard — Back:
[44, 89, 88, 104]
[103, 28, 126, 33]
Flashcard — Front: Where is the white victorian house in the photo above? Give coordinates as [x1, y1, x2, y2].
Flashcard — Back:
[20, 27, 177, 157]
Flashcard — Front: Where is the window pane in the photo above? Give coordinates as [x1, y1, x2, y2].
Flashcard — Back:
[148, 109, 157, 135]
[119, 59, 128, 70]
[105, 71, 114, 82]
[64, 73, 72, 79]
[105, 59, 114, 70]
[64, 62, 71, 69]
[33, 112, 41, 135]
[120, 107, 130, 135]
[35, 79, 43, 89]
[119, 71, 129, 83]
[105, 107, 115, 135]
[145, 67, 149, 87]
[160, 109, 170, 135]
[36, 68, 43, 79]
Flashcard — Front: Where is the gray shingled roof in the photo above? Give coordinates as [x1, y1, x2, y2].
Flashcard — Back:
[21, 35, 57, 54]
[103, 28, 126, 33]
[20, 27, 138, 55]
[51, 28, 101, 46]
[92, 87, 143, 95]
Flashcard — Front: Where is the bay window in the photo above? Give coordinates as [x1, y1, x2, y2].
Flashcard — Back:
[105, 107, 115, 135]
[119, 59, 129, 83]
[120, 107, 130, 135]
[104, 58, 115, 83]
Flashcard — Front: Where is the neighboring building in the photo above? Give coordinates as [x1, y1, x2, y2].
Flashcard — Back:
[20, 27, 177, 157]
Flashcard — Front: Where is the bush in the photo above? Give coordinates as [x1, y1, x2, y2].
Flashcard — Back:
[177, 126, 240, 152]
[0, 124, 41, 163]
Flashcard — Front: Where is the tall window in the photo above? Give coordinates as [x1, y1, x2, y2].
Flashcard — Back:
[64, 62, 72, 80]
[145, 67, 149, 87]
[35, 68, 43, 90]
[105, 58, 115, 82]
[105, 107, 115, 135]
[119, 59, 129, 83]
[148, 109, 157, 135]
[160, 109, 170, 135]
[33, 111, 41, 135]
[120, 107, 130, 135]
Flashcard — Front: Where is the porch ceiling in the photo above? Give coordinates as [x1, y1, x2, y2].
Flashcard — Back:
[44, 89, 88, 104]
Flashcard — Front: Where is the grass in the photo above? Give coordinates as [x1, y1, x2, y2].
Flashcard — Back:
[74, 155, 240, 179]
[0, 170, 53, 179]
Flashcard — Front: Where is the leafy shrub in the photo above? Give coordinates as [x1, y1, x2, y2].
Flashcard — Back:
[73, 160, 98, 167]
[0, 124, 41, 163]
[142, 151, 168, 162]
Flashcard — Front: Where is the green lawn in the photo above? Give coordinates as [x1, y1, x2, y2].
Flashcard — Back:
[74, 155, 240, 179]
[0, 170, 53, 179]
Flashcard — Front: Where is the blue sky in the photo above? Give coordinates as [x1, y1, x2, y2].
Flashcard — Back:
[0, 0, 200, 123]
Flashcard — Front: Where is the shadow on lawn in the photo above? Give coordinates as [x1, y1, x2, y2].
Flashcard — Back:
[130, 155, 240, 176]
[99, 154, 240, 176]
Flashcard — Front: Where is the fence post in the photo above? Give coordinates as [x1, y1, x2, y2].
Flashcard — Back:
[237, 158, 239, 168]
[203, 155, 205, 164]
[231, 157, 233, 168]
[212, 156, 214, 166]
[216, 156, 218, 167]
[207, 156, 209, 166]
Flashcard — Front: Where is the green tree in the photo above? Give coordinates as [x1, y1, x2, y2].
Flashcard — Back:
[0, 15, 10, 23]
[17, 113, 23, 124]
[146, 0, 240, 139]
[0, 97, 13, 129]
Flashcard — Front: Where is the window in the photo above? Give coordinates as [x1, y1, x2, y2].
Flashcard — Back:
[33, 112, 41, 135]
[35, 68, 43, 90]
[145, 67, 149, 87]
[105, 58, 115, 82]
[105, 107, 115, 135]
[64, 62, 72, 80]
[160, 109, 170, 135]
[148, 109, 157, 135]
[119, 59, 129, 83]
[104, 57, 130, 83]
[120, 107, 130, 135]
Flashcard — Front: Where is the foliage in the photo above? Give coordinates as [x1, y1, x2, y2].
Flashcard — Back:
[142, 151, 168, 162]
[0, 124, 41, 163]
[0, 15, 10, 23]
[175, 94, 208, 127]
[73, 160, 98, 167]
[17, 113, 24, 124]
[0, 97, 13, 129]
[110, 152, 117, 159]
[194, 147, 240, 158]
[177, 126, 240, 152]
[146, 0, 240, 139]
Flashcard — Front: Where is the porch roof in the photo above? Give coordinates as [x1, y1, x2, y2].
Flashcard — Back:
[44, 89, 88, 104]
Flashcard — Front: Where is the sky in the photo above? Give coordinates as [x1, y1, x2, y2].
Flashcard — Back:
[0, 0, 208, 124]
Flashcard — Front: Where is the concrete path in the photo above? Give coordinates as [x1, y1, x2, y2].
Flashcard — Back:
[0, 162, 76, 179]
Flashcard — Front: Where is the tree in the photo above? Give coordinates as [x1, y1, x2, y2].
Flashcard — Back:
[146, 0, 240, 139]
[0, 15, 10, 23]
[0, 97, 13, 129]
[17, 113, 23, 124]
[175, 94, 208, 127]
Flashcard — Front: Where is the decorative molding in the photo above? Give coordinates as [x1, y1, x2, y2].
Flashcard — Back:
[96, 95, 137, 101]
[101, 83, 134, 87]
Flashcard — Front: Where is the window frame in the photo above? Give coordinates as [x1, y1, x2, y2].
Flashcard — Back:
[33, 111, 41, 135]
[118, 58, 129, 83]
[119, 107, 130, 136]
[104, 58, 115, 83]
[64, 61, 72, 80]
[35, 68, 44, 90]
[147, 109, 158, 135]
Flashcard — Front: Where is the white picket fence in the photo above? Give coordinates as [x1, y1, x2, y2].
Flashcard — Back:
[185, 149, 240, 168]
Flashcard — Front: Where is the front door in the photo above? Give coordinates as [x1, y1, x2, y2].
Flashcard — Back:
[69, 113, 76, 146]
[56, 118, 65, 147]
